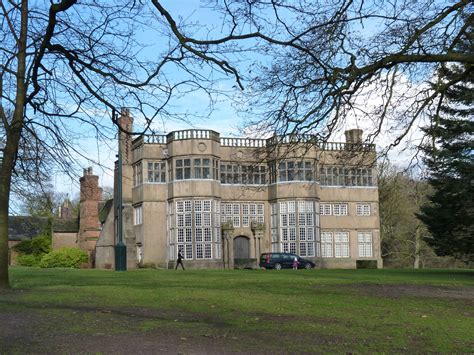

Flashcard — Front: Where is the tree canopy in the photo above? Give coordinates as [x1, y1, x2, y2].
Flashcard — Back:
[418, 24, 473, 262]
[187, 0, 473, 151]
[0, 0, 245, 288]
[1, 0, 472, 288]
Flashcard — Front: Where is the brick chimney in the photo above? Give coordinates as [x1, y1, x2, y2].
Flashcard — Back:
[344, 129, 363, 144]
[118, 108, 133, 202]
[119, 108, 133, 165]
[78, 167, 101, 256]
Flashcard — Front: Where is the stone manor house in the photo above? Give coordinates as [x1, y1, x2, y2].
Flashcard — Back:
[90, 109, 383, 269]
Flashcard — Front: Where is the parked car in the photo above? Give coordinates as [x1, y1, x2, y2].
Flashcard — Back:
[259, 252, 315, 270]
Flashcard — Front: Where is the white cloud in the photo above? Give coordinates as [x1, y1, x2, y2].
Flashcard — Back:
[330, 72, 433, 167]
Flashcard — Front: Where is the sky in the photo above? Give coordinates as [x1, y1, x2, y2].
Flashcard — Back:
[50, 0, 430, 200]
[50, 1, 245, 197]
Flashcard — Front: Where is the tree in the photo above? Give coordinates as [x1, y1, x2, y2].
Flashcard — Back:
[1, 110, 56, 214]
[19, 185, 72, 238]
[1, 1, 472, 289]
[379, 162, 432, 268]
[190, 0, 473, 150]
[418, 25, 474, 262]
[0, 1, 245, 289]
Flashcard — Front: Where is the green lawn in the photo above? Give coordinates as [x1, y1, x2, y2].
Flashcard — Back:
[1, 267, 473, 353]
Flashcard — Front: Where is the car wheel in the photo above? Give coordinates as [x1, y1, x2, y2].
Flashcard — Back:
[305, 263, 312, 270]
[275, 263, 282, 270]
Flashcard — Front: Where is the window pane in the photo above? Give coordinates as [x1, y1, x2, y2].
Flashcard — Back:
[184, 168, 191, 179]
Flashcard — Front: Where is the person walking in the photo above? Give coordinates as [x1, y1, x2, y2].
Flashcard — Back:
[176, 251, 185, 270]
[292, 256, 299, 270]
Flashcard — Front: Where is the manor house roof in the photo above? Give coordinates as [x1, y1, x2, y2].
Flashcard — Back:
[8, 216, 50, 241]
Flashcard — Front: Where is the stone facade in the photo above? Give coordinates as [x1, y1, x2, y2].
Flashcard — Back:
[95, 110, 383, 269]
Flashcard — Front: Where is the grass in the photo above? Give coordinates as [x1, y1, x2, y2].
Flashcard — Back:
[1, 267, 473, 353]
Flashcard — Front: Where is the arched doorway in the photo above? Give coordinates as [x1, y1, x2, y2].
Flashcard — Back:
[233, 235, 250, 259]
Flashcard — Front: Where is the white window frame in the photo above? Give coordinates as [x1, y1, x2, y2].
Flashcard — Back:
[321, 231, 350, 258]
[278, 200, 317, 257]
[358, 232, 373, 257]
[147, 161, 166, 183]
[356, 203, 371, 216]
[132, 162, 143, 187]
[320, 203, 332, 216]
[334, 232, 350, 258]
[333, 203, 348, 216]
[133, 205, 143, 225]
[321, 232, 333, 258]
[174, 199, 218, 260]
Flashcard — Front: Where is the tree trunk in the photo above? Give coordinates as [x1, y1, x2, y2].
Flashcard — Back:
[414, 226, 421, 269]
[0, 0, 28, 290]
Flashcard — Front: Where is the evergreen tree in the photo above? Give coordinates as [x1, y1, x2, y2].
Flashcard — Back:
[418, 25, 474, 262]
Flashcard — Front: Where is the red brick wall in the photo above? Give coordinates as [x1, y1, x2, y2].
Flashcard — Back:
[52, 232, 78, 249]
[79, 170, 101, 255]
[119, 108, 133, 164]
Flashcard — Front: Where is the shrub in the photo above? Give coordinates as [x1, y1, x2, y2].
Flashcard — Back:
[356, 260, 378, 269]
[13, 235, 52, 256]
[39, 248, 88, 268]
[141, 262, 158, 269]
[16, 254, 42, 267]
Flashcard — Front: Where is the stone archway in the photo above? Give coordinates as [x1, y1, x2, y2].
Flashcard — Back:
[233, 235, 250, 259]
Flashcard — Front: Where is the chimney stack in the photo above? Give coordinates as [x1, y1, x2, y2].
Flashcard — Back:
[79, 167, 101, 254]
[119, 108, 133, 165]
[344, 129, 363, 144]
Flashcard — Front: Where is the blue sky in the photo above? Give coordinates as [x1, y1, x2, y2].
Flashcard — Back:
[48, 0, 431, 200]
[50, 1, 247, 197]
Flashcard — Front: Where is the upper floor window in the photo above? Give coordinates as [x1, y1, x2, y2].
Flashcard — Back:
[320, 203, 348, 216]
[132, 162, 143, 187]
[220, 163, 266, 185]
[320, 203, 332, 216]
[356, 203, 371, 216]
[333, 203, 348, 216]
[175, 159, 191, 180]
[147, 161, 166, 183]
[320, 166, 374, 186]
[194, 158, 211, 179]
[175, 157, 218, 180]
[270, 160, 314, 183]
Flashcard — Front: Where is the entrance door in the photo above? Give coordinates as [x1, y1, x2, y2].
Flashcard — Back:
[233, 236, 250, 259]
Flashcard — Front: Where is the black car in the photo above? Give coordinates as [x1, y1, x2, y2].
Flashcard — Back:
[259, 252, 315, 270]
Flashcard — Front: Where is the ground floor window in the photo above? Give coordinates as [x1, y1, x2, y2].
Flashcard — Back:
[334, 232, 350, 258]
[320, 231, 349, 258]
[221, 201, 265, 228]
[358, 232, 373, 257]
[272, 200, 318, 257]
[320, 232, 333, 257]
[168, 199, 221, 260]
[133, 205, 143, 225]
